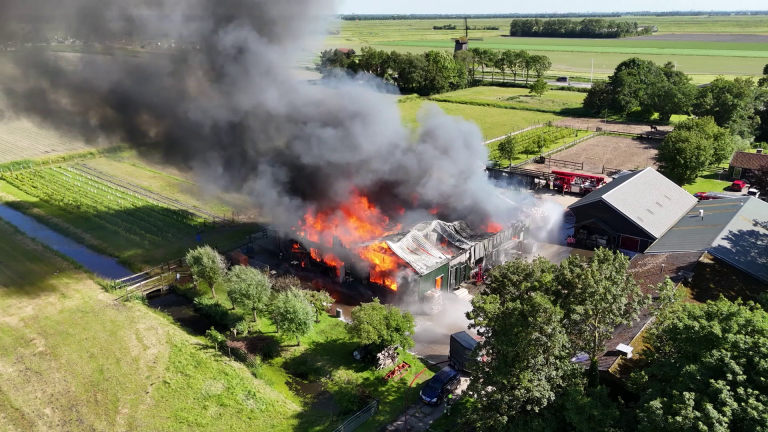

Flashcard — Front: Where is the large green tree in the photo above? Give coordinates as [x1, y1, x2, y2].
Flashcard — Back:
[185, 246, 227, 299]
[357, 46, 390, 79]
[630, 299, 768, 431]
[302, 289, 334, 323]
[693, 76, 762, 139]
[349, 298, 415, 350]
[556, 248, 650, 380]
[657, 116, 733, 184]
[271, 289, 314, 346]
[226, 265, 271, 329]
[529, 77, 549, 97]
[496, 135, 520, 166]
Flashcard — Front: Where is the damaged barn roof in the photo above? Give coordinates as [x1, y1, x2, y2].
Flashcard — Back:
[379, 220, 503, 275]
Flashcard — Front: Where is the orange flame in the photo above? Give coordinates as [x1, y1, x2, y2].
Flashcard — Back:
[484, 222, 503, 233]
[296, 190, 401, 290]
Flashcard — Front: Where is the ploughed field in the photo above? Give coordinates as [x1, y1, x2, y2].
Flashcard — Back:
[521, 135, 660, 175]
[0, 117, 91, 163]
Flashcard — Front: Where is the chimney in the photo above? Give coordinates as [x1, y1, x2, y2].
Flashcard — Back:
[699, 209, 704, 220]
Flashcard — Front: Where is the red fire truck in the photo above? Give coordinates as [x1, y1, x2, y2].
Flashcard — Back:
[552, 170, 606, 196]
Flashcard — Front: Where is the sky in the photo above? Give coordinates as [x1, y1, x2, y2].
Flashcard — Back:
[338, 0, 764, 15]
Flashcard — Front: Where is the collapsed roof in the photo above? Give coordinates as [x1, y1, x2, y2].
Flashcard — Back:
[381, 220, 500, 275]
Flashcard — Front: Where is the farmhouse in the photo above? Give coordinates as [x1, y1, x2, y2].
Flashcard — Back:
[729, 150, 768, 180]
[567, 168, 697, 253]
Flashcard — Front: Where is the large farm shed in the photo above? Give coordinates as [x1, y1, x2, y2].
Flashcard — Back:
[378, 218, 530, 301]
[646, 196, 768, 284]
[568, 168, 698, 253]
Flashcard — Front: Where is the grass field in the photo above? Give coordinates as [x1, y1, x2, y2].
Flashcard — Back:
[681, 172, 732, 194]
[0, 219, 299, 430]
[328, 16, 768, 79]
[0, 172, 259, 270]
[431, 86, 586, 114]
[0, 117, 92, 163]
[399, 98, 560, 140]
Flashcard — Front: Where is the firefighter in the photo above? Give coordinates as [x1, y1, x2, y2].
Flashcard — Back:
[445, 393, 453, 416]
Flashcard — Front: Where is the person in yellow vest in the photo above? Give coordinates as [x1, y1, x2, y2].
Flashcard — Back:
[445, 393, 453, 416]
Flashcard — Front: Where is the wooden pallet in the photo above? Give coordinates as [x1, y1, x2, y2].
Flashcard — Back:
[383, 362, 411, 381]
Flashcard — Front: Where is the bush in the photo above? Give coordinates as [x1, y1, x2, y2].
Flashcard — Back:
[194, 297, 240, 326]
[96, 277, 123, 293]
[323, 369, 370, 415]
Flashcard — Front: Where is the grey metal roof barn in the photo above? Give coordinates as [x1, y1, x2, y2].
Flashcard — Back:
[646, 197, 752, 253]
[647, 197, 768, 283]
[569, 168, 698, 239]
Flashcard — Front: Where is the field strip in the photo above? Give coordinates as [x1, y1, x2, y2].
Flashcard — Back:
[376, 41, 768, 58]
[484, 123, 547, 145]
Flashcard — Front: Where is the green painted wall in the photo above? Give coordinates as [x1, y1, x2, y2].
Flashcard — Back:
[417, 263, 449, 300]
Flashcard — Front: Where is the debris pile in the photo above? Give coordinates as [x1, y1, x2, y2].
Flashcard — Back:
[376, 346, 399, 370]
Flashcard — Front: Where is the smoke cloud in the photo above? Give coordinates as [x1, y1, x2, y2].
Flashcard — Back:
[0, 0, 510, 231]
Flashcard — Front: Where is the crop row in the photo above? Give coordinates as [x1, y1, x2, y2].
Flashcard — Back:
[1, 167, 202, 244]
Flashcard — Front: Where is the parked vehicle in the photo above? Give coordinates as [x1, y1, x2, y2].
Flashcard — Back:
[450, 331, 479, 372]
[420, 366, 461, 405]
[556, 76, 569, 83]
[731, 180, 747, 192]
[748, 188, 760, 198]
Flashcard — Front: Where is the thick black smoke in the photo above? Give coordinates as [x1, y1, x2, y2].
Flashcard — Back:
[0, 0, 510, 231]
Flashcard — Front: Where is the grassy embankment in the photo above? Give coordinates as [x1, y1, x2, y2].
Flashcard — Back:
[327, 15, 768, 80]
[0, 218, 299, 431]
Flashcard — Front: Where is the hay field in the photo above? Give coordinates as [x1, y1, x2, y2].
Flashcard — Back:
[0, 117, 92, 163]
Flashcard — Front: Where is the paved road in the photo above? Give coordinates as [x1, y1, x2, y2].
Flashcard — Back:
[475, 76, 594, 88]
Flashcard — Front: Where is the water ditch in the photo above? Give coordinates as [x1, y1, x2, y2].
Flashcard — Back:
[0, 203, 133, 279]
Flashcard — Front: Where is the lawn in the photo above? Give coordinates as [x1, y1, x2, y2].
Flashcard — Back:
[178, 281, 436, 432]
[431, 86, 586, 114]
[0, 219, 299, 431]
[681, 171, 732, 194]
[398, 98, 561, 141]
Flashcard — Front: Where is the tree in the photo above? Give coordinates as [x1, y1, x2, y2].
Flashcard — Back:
[652, 63, 698, 122]
[485, 50, 499, 82]
[530, 54, 552, 78]
[465, 292, 580, 430]
[357, 46, 390, 79]
[523, 52, 537, 83]
[302, 289, 334, 323]
[509, 50, 529, 83]
[583, 81, 611, 115]
[317, 49, 356, 75]
[206, 327, 227, 352]
[693, 76, 761, 139]
[750, 162, 768, 196]
[759, 63, 768, 88]
[556, 248, 650, 380]
[226, 265, 271, 330]
[657, 117, 733, 184]
[496, 135, 519, 166]
[529, 77, 548, 97]
[349, 298, 415, 350]
[454, 49, 476, 84]
[185, 246, 227, 298]
[630, 299, 768, 431]
[271, 289, 314, 346]
[494, 53, 508, 83]
[271, 274, 301, 293]
[420, 50, 464, 95]
[391, 52, 427, 94]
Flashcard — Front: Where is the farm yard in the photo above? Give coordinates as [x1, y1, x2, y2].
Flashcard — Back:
[0, 117, 92, 163]
[521, 135, 660, 175]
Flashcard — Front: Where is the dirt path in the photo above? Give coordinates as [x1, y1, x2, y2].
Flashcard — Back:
[554, 118, 673, 135]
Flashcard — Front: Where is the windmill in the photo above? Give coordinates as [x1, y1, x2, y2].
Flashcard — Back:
[452, 17, 484, 52]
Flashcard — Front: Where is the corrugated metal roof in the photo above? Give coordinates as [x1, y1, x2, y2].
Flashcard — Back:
[646, 198, 751, 253]
[386, 230, 449, 276]
[569, 168, 698, 239]
[709, 198, 768, 283]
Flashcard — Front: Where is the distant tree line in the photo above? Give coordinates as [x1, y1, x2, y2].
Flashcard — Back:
[338, 11, 768, 20]
[433, 24, 500, 30]
[509, 18, 653, 38]
[317, 47, 552, 96]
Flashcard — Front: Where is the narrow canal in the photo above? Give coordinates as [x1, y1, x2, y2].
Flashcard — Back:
[0, 203, 133, 279]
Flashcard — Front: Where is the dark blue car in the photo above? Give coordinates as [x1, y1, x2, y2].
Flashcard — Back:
[420, 366, 460, 405]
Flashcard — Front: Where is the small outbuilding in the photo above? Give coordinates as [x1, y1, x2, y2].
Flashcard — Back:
[729, 150, 768, 180]
[568, 168, 698, 253]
